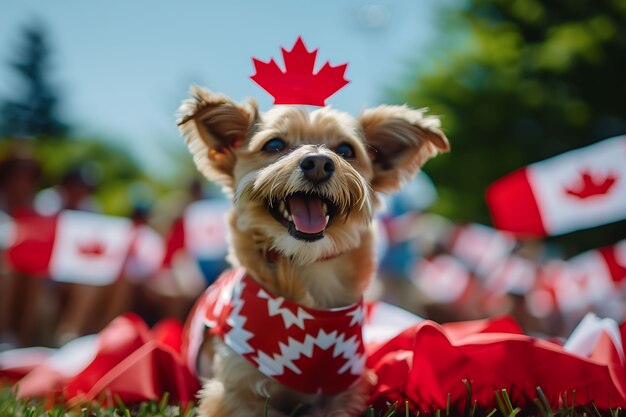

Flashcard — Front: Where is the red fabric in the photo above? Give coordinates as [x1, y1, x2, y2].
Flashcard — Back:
[486, 168, 546, 237]
[367, 318, 626, 413]
[11, 314, 198, 406]
[186, 268, 365, 394]
[4, 307, 626, 411]
[599, 243, 626, 283]
[161, 217, 185, 268]
[5, 213, 56, 277]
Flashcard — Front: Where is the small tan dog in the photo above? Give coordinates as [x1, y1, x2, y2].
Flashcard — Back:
[177, 86, 449, 417]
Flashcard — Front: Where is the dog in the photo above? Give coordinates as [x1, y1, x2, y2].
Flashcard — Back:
[177, 86, 449, 417]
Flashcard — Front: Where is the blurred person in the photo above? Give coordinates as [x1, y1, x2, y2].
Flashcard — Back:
[376, 172, 454, 315]
[409, 244, 504, 323]
[34, 163, 101, 215]
[34, 164, 105, 346]
[144, 179, 229, 323]
[0, 146, 41, 217]
[0, 145, 47, 348]
[378, 211, 454, 316]
[496, 239, 550, 336]
[53, 202, 164, 344]
[149, 177, 209, 235]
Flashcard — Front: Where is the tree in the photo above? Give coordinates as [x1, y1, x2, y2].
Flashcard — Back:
[398, 0, 626, 253]
[0, 22, 157, 217]
[0, 21, 68, 139]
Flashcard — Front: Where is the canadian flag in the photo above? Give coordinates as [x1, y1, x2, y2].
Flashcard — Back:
[530, 240, 626, 315]
[183, 199, 230, 260]
[484, 255, 536, 296]
[487, 135, 626, 236]
[162, 199, 230, 267]
[49, 211, 134, 285]
[6, 211, 164, 286]
[448, 223, 517, 277]
[413, 255, 471, 303]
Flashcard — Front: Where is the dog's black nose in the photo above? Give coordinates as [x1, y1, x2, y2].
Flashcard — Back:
[299, 154, 335, 184]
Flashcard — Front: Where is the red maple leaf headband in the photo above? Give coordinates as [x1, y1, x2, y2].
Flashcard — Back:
[250, 37, 350, 106]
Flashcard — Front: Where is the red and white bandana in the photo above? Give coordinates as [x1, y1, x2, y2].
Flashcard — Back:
[183, 268, 366, 394]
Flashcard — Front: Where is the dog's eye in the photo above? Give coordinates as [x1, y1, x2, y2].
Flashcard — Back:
[335, 143, 355, 159]
[262, 138, 286, 153]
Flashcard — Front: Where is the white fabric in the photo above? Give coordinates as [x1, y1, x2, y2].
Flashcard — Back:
[564, 313, 624, 364]
[363, 302, 423, 346]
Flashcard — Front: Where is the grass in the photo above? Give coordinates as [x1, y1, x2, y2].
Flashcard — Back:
[0, 385, 622, 417]
[0, 387, 193, 417]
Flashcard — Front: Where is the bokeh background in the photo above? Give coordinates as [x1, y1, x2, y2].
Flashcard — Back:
[1, 0, 625, 349]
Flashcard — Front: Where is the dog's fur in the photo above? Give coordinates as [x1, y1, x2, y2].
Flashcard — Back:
[177, 87, 449, 417]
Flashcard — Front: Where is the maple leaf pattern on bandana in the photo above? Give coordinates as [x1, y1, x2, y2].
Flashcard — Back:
[193, 268, 365, 394]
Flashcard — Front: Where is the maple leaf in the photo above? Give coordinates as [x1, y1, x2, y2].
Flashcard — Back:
[77, 241, 106, 256]
[250, 37, 349, 106]
[563, 169, 618, 200]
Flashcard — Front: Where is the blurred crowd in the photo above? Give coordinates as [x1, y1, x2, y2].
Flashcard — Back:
[0, 144, 227, 350]
[0, 145, 624, 351]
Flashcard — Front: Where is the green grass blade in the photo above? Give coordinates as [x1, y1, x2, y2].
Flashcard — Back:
[383, 401, 398, 417]
[495, 389, 508, 416]
[502, 389, 514, 415]
[534, 398, 549, 417]
[463, 379, 473, 417]
[159, 392, 170, 412]
[536, 387, 553, 417]
[591, 403, 602, 417]
[264, 396, 270, 417]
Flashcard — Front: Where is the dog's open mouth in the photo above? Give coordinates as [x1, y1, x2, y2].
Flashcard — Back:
[269, 193, 336, 242]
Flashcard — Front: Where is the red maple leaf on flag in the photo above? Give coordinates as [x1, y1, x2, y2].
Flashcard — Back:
[563, 169, 618, 200]
[77, 241, 107, 257]
[250, 37, 349, 106]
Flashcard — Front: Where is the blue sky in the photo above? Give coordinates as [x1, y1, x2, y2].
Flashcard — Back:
[0, 0, 455, 177]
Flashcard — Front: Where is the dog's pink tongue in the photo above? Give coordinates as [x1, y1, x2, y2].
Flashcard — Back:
[287, 195, 328, 234]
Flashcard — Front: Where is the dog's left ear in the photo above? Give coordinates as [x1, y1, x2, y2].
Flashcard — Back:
[359, 105, 450, 194]
[177, 86, 258, 192]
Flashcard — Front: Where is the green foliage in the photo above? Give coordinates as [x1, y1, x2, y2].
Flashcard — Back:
[398, 0, 626, 252]
[0, 137, 158, 216]
[35, 137, 158, 216]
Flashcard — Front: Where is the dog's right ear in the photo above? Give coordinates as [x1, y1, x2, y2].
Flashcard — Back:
[177, 86, 258, 191]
